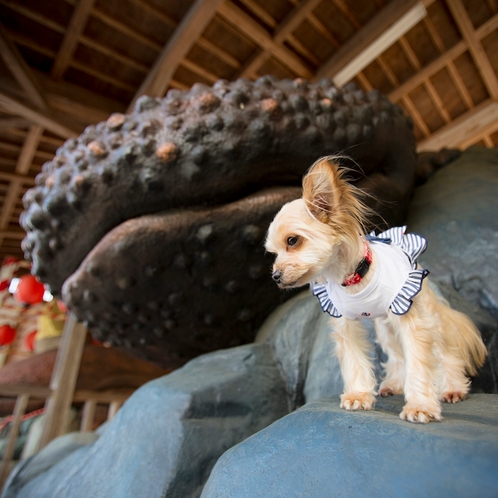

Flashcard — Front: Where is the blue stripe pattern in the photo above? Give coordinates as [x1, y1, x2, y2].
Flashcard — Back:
[312, 283, 342, 317]
[390, 268, 429, 315]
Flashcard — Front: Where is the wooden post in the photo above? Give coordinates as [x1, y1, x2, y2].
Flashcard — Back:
[37, 313, 87, 450]
[0, 393, 29, 487]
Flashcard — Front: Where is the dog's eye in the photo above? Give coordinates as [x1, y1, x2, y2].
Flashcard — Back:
[287, 236, 299, 247]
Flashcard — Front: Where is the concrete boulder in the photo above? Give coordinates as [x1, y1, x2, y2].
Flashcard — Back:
[202, 395, 498, 498]
[3, 343, 289, 498]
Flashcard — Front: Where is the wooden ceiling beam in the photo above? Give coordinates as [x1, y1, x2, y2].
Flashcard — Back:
[0, 171, 34, 185]
[398, 36, 451, 123]
[0, 231, 25, 240]
[274, 0, 323, 44]
[0, 24, 48, 111]
[237, 0, 322, 78]
[314, 0, 427, 85]
[0, 118, 30, 129]
[15, 125, 43, 175]
[51, 0, 97, 80]
[0, 125, 42, 235]
[218, 1, 313, 80]
[130, 0, 225, 111]
[445, 0, 498, 101]
[0, 0, 65, 34]
[417, 99, 498, 151]
[0, 91, 79, 139]
[389, 12, 498, 103]
[460, 121, 498, 149]
[239, 0, 277, 28]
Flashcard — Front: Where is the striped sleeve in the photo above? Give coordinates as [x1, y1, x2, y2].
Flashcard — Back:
[311, 283, 342, 318]
[390, 269, 429, 315]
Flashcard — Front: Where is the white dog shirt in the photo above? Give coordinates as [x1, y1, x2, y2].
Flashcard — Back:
[312, 226, 429, 319]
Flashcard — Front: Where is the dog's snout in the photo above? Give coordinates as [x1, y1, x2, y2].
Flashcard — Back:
[272, 269, 282, 283]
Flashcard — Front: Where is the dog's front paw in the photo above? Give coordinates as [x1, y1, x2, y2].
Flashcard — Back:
[400, 404, 441, 424]
[340, 392, 376, 411]
[442, 391, 466, 403]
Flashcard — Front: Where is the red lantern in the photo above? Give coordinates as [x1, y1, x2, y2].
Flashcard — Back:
[15, 275, 45, 304]
[25, 331, 37, 351]
[0, 325, 16, 346]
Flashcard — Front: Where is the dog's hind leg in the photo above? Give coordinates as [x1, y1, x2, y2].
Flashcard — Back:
[436, 300, 486, 403]
[375, 317, 405, 397]
[332, 317, 377, 411]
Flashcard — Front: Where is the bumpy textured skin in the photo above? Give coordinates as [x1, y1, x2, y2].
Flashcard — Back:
[20, 76, 417, 366]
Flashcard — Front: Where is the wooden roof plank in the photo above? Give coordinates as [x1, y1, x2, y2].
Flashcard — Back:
[274, 0, 323, 44]
[390, 11, 498, 103]
[237, 0, 323, 78]
[0, 24, 48, 110]
[130, 0, 226, 110]
[398, 36, 451, 123]
[218, 2, 313, 79]
[15, 124, 43, 175]
[0, 124, 43, 236]
[306, 13, 341, 48]
[51, 0, 97, 80]
[239, 0, 277, 28]
[314, 0, 427, 85]
[445, 0, 498, 100]
[0, 0, 65, 34]
[417, 98, 498, 150]
[0, 118, 30, 129]
[0, 91, 79, 139]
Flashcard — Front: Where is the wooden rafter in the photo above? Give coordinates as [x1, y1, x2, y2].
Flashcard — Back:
[314, 0, 427, 85]
[237, 0, 322, 79]
[417, 99, 498, 151]
[446, 0, 498, 101]
[129, 0, 226, 110]
[389, 12, 498, 103]
[0, 91, 78, 139]
[218, 1, 313, 80]
[0, 125, 43, 250]
[0, 117, 30, 129]
[0, 23, 48, 110]
[51, 0, 97, 80]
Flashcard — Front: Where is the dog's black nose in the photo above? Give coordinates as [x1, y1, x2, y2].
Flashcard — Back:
[272, 270, 282, 283]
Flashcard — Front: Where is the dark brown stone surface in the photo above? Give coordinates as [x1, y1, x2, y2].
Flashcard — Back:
[20, 77, 417, 365]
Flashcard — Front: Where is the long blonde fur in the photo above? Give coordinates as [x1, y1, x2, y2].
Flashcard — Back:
[265, 156, 487, 423]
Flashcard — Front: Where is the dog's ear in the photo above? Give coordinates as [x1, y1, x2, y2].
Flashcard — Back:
[302, 157, 343, 223]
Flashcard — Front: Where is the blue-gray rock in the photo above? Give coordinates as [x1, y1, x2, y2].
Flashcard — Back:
[407, 146, 498, 320]
[2, 343, 289, 498]
[202, 394, 498, 498]
[407, 146, 498, 392]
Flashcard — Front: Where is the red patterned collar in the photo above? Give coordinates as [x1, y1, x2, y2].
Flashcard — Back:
[342, 240, 373, 287]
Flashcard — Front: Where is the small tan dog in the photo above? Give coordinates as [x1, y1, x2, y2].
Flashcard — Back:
[265, 156, 487, 423]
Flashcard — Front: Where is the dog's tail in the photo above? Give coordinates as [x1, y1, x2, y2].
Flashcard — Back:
[436, 298, 488, 376]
